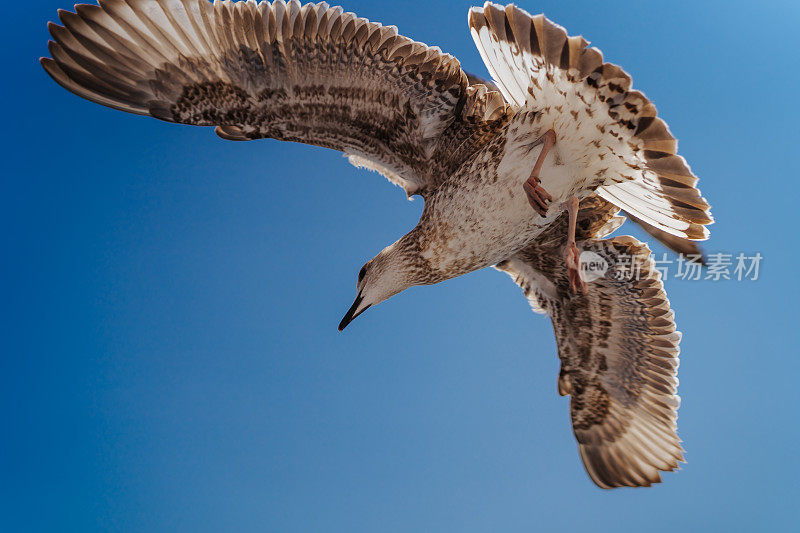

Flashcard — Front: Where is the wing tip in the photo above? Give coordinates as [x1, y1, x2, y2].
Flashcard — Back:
[40, 54, 67, 84]
[580, 440, 684, 489]
[215, 125, 249, 141]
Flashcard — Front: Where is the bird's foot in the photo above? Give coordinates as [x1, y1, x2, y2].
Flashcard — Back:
[523, 129, 556, 217]
[524, 176, 552, 216]
[565, 241, 587, 295]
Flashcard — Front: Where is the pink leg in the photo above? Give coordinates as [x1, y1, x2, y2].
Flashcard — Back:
[564, 196, 587, 295]
[523, 129, 556, 216]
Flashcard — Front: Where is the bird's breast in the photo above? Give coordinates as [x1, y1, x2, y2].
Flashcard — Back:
[418, 155, 559, 278]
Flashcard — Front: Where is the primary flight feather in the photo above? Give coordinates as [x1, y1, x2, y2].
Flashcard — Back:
[42, 0, 712, 488]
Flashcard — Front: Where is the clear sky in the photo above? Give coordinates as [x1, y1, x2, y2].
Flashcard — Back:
[3, 0, 799, 531]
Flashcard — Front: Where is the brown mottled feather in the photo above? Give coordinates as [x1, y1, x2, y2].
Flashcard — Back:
[497, 231, 684, 489]
[469, 2, 712, 244]
[42, 0, 511, 196]
[457, 75, 706, 259]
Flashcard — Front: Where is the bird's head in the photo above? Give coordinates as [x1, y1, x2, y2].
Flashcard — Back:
[338, 241, 422, 331]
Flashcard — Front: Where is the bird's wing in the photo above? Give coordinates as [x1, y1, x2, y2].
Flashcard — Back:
[468, 2, 712, 243]
[513, 194, 624, 314]
[42, 0, 511, 197]
[496, 235, 684, 488]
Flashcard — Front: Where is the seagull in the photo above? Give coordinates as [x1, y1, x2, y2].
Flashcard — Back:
[41, 0, 712, 488]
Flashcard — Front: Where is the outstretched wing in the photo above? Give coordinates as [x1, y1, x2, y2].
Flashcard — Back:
[496, 236, 684, 488]
[468, 2, 712, 244]
[42, 0, 511, 196]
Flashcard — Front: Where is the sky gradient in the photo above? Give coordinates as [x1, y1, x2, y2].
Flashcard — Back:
[3, 0, 799, 531]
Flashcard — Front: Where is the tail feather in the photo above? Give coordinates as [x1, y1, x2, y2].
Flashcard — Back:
[468, 1, 712, 244]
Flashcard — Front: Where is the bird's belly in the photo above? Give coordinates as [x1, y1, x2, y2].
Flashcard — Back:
[499, 118, 607, 206]
[418, 101, 631, 279]
[420, 176, 559, 277]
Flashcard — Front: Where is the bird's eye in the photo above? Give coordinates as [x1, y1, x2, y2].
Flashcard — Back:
[358, 266, 367, 282]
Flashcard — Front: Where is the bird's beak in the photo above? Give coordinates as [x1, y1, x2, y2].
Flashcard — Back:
[338, 292, 371, 331]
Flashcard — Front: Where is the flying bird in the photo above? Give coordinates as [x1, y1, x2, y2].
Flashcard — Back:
[41, 0, 712, 488]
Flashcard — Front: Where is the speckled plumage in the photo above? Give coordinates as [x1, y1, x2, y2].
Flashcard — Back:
[497, 201, 684, 488]
[42, 0, 711, 488]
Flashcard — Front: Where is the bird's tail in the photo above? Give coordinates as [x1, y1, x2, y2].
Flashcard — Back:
[468, 1, 713, 247]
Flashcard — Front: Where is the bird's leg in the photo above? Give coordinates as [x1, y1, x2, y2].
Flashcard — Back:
[523, 129, 556, 216]
[563, 196, 587, 295]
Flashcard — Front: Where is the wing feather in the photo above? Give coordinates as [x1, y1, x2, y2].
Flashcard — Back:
[496, 236, 684, 488]
[42, 0, 512, 197]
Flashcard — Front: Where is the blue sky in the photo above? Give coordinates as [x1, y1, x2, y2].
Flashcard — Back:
[3, 0, 799, 531]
